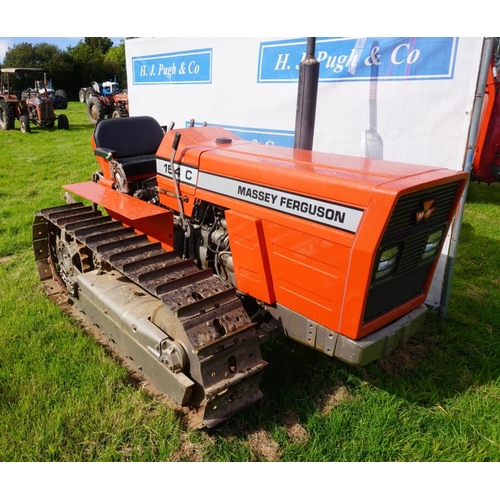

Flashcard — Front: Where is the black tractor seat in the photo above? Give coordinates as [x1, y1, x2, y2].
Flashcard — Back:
[93, 115, 165, 180]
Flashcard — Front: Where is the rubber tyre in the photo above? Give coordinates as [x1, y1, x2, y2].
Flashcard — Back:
[0, 101, 15, 130]
[19, 115, 31, 133]
[58, 114, 69, 130]
[55, 90, 68, 109]
[79, 89, 86, 103]
[87, 96, 105, 124]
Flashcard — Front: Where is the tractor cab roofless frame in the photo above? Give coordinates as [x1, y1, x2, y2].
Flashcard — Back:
[1, 67, 45, 92]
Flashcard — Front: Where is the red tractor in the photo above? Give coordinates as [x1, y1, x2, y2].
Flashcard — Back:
[32, 39, 471, 430]
[0, 68, 69, 133]
[472, 41, 500, 183]
[0, 67, 22, 130]
[33, 116, 468, 429]
[23, 77, 68, 110]
[84, 80, 129, 124]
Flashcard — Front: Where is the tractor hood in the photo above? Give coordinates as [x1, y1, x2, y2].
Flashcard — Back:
[156, 125, 467, 213]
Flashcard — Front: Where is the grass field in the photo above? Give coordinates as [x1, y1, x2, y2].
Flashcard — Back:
[1, 102, 499, 464]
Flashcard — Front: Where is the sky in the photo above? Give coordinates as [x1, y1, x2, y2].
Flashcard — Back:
[0, 38, 124, 64]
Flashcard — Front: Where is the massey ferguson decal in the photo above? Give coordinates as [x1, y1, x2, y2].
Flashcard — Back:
[198, 172, 363, 233]
[157, 159, 363, 232]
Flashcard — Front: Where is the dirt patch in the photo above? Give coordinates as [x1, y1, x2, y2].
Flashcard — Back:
[319, 384, 352, 415]
[284, 413, 309, 444]
[378, 338, 435, 375]
[0, 257, 14, 265]
[247, 429, 281, 462]
[169, 432, 213, 462]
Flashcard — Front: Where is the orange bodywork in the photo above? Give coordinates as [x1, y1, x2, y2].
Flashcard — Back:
[70, 123, 469, 344]
[150, 126, 469, 341]
[64, 180, 174, 250]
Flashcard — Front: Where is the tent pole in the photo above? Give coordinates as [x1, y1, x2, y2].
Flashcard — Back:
[440, 37, 496, 318]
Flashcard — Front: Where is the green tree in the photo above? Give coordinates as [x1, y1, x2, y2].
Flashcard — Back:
[2, 42, 72, 95]
[68, 41, 105, 83]
[2, 38, 127, 100]
[68, 38, 126, 94]
[104, 44, 126, 89]
[84, 37, 114, 54]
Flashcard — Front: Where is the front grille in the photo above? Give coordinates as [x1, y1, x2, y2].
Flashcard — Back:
[39, 101, 52, 121]
[363, 182, 461, 323]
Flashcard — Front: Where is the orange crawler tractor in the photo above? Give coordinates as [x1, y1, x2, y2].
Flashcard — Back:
[33, 116, 468, 429]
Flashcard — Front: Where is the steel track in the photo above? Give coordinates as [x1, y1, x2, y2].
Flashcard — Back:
[33, 202, 268, 429]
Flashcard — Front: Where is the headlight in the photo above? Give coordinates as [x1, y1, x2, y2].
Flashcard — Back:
[374, 244, 401, 281]
[421, 227, 445, 261]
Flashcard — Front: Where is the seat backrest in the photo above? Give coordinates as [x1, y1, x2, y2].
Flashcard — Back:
[93, 116, 165, 159]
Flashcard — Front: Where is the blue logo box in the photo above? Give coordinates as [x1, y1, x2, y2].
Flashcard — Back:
[258, 37, 458, 83]
[132, 48, 212, 84]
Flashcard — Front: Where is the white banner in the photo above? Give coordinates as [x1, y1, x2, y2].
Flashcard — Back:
[126, 37, 483, 170]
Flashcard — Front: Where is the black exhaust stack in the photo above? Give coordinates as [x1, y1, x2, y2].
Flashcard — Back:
[294, 37, 320, 151]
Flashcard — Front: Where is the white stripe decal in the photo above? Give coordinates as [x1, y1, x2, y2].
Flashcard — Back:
[198, 172, 363, 233]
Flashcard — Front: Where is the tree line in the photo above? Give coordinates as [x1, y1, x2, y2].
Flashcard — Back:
[1, 38, 127, 100]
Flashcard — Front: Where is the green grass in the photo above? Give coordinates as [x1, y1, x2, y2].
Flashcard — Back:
[1, 102, 499, 462]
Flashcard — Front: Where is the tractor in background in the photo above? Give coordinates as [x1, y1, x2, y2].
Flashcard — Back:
[0, 69, 19, 130]
[21, 74, 68, 110]
[0, 68, 69, 133]
[81, 80, 129, 123]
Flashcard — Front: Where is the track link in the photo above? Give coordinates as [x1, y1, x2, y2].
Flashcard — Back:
[33, 202, 268, 429]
